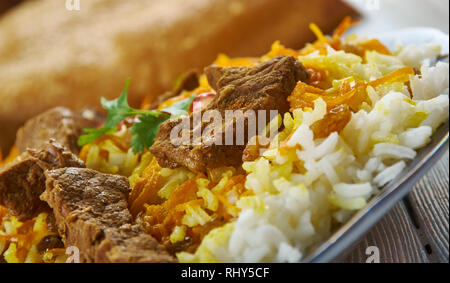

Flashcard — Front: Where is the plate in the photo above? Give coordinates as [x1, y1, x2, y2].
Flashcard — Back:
[303, 27, 449, 263]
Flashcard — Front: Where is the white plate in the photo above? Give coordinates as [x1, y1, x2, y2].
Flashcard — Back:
[304, 27, 449, 263]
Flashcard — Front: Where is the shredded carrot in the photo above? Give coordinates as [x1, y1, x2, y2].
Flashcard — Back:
[311, 105, 352, 139]
[304, 17, 361, 55]
[174, 199, 204, 213]
[213, 54, 259, 67]
[310, 23, 327, 43]
[216, 195, 239, 213]
[165, 178, 199, 210]
[141, 178, 199, 242]
[138, 171, 247, 253]
[288, 82, 324, 110]
[264, 41, 301, 59]
[289, 66, 414, 114]
[299, 42, 329, 56]
[369, 67, 415, 88]
[332, 16, 360, 41]
[129, 158, 164, 217]
[359, 39, 392, 56]
[288, 80, 370, 112]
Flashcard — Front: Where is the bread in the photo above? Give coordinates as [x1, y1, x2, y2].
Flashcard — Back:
[0, 0, 357, 152]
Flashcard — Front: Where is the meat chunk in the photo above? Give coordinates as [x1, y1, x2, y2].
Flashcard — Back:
[15, 107, 99, 155]
[0, 141, 85, 220]
[150, 56, 308, 173]
[42, 168, 174, 263]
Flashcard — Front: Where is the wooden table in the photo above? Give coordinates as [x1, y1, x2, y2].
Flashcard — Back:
[337, 151, 449, 263]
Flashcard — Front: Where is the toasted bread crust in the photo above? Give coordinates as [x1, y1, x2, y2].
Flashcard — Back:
[0, 0, 357, 152]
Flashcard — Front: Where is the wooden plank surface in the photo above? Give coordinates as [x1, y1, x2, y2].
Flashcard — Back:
[406, 152, 449, 262]
[339, 151, 449, 263]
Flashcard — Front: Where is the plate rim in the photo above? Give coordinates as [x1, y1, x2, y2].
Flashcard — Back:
[304, 120, 449, 263]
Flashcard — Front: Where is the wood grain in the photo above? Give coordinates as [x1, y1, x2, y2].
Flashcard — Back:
[338, 202, 429, 263]
[339, 153, 449, 263]
[406, 152, 449, 262]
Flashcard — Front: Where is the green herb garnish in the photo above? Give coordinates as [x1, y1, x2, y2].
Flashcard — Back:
[78, 79, 195, 154]
[77, 127, 117, 147]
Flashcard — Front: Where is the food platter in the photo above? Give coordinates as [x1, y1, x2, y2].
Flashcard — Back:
[1, 22, 448, 263]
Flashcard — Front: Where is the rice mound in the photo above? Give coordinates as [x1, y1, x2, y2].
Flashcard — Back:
[177, 44, 449, 263]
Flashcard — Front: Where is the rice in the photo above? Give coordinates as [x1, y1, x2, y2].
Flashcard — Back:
[395, 43, 442, 69]
[0, 211, 63, 263]
[373, 161, 407, 187]
[4, 21, 447, 263]
[399, 126, 433, 149]
[176, 41, 449, 262]
[411, 62, 450, 100]
[78, 34, 449, 263]
[372, 143, 417, 160]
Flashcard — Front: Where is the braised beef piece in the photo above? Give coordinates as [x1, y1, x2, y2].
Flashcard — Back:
[42, 168, 174, 263]
[0, 141, 85, 221]
[150, 56, 308, 173]
[45, 212, 58, 232]
[15, 107, 99, 155]
[149, 70, 199, 109]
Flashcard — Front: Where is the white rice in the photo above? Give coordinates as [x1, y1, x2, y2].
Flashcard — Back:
[178, 43, 449, 263]
[373, 161, 407, 187]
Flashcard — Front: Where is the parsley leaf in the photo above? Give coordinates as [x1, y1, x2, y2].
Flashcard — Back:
[77, 79, 196, 153]
[129, 94, 195, 154]
[100, 79, 135, 128]
[130, 115, 168, 154]
[77, 127, 116, 146]
[100, 78, 164, 128]
[162, 94, 196, 118]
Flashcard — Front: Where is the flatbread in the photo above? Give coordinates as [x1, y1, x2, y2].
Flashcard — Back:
[0, 0, 357, 152]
